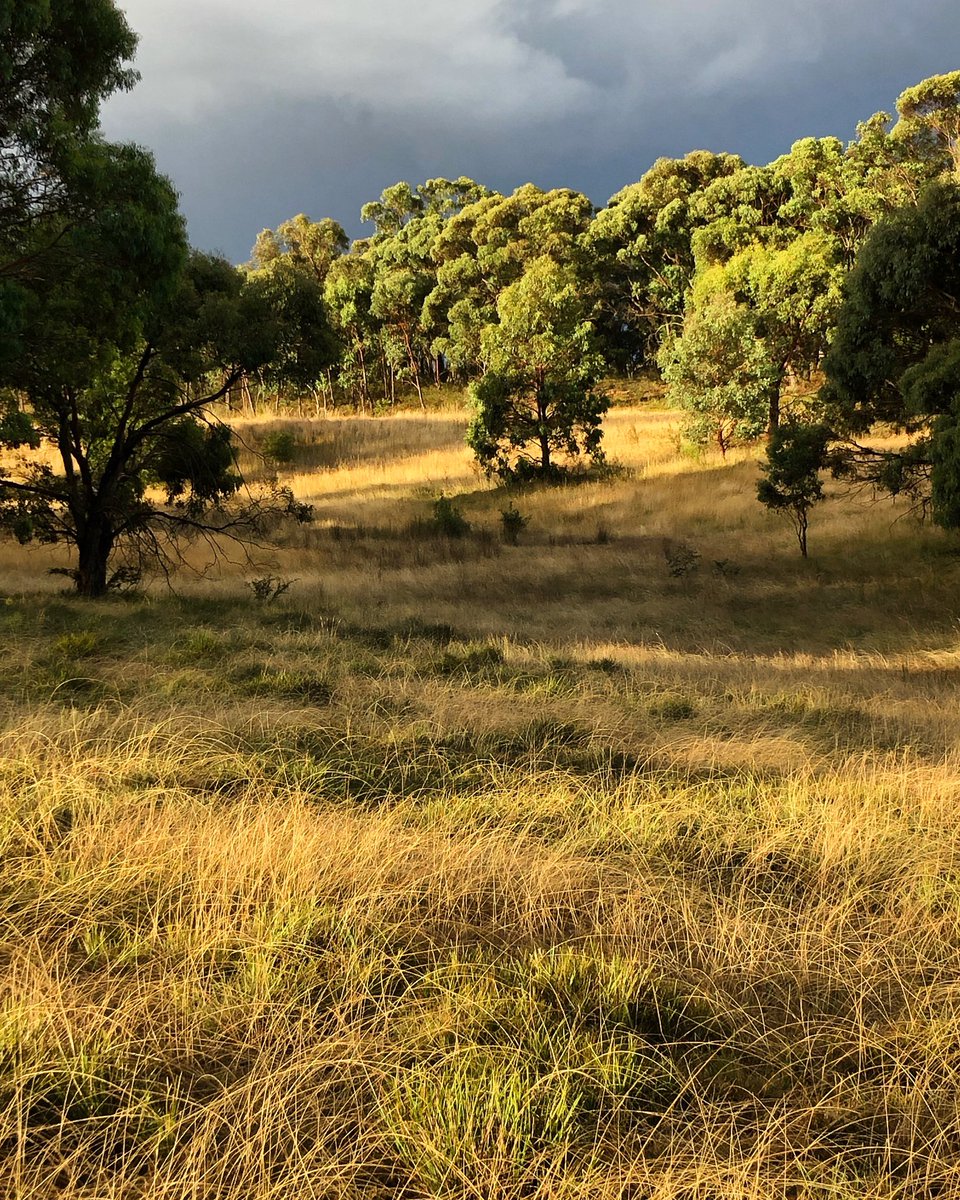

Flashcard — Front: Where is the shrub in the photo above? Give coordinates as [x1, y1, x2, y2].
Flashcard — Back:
[499, 502, 529, 545]
[261, 429, 298, 466]
[246, 575, 297, 603]
[53, 631, 99, 659]
[431, 494, 471, 538]
[757, 422, 830, 557]
[663, 541, 701, 578]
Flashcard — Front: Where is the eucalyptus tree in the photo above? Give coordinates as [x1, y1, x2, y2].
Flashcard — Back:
[323, 246, 378, 409]
[658, 295, 777, 455]
[0, 174, 329, 595]
[250, 214, 348, 284]
[893, 70, 960, 177]
[467, 257, 607, 480]
[0, 0, 137, 279]
[663, 232, 843, 443]
[427, 184, 594, 380]
[245, 214, 346, 409]
[585, 151, 744, 367]
[357, 178, 490, 404]
[821, 181, 960, 523]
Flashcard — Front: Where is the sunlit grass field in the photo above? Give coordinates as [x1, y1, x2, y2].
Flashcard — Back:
[3, 391, 960, 1197]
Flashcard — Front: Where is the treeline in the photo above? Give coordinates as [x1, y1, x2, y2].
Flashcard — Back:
[248, 74, 951, 427]
[244, 71, 960, 542]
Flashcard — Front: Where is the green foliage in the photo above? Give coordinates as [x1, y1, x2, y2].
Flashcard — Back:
[586, 150, 745, 368]
[0, 0, 137, 276]
[430, 494, 471, 538]
[499, 503, 529, 545]
[824, 182, 960, 431]
[0, 178, 321, 594]
[152, 419, 241, 509]
[822, 181, 960, 523]
[260, 429, 298, 466]
[244, 261, 338, 398]
[658, 294, 776, 453]
[249, 214, 348, 282]
[467, 258, 608, 481]
[893, 70, 960, 176]
[428, 183, 594, 380]
[757, 423, 831, 557]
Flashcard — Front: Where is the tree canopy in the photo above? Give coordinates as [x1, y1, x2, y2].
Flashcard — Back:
[0, 0, 138, 279]
[820, 181, 960, 524]
[467, 257, 607, 481]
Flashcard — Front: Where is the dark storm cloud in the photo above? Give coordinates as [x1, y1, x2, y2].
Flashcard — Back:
[99, 0, 960, 261]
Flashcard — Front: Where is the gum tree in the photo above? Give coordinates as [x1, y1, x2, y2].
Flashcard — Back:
[0, 180, 328, 596]
[467, 257, 608, 481]
[821, 180, 960, 524]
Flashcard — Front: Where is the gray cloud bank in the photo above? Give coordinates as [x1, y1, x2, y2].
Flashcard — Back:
[100, 0, 960, 261]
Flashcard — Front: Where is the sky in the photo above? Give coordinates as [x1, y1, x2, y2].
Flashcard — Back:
[99, 0, 960, 263]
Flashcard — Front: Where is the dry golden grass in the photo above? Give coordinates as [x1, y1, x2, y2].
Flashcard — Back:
[1, 397, 960, 1196]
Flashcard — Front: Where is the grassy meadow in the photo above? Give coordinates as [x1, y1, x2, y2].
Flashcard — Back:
[3, 391, 960, 1197]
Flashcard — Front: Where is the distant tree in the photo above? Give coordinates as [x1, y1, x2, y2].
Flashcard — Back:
[245, 215, 343, 409]
[658, 294, 777, 455]
[324, 246, 378, 410]
[726, 233, 843, 431]
[663, 232, 841, 448]
[690, 164, 790, 266]
[467, 257, 608, 481]
[244, 257, 340, 404]
[250, 214, 348, 284]
[893, 70, 960, 176]
[360, 181, 424, 239]
[757, 422, 831, 557]
[667, 232, 842, 442]
[368, 215, 438, 406]
[585, 151, 744, 368]
[427, 184, 594, 380]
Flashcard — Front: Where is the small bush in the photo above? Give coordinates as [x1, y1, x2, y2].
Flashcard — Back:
[246, 576, 297, 604]
[431, 494, 471, 538]
[499, 503, 529, 545]
[261, 429, 298, 465]
[53, 631, 99, 659]
[663, 540, 701, 578]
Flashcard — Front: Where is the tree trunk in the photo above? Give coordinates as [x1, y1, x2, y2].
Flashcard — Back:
[401, 327, 425, 409]
[767, 369, 784, 437]
[74, 516, 115, 598]
[380, 347, 389, 405]
[537, 384, 550, 472]
[356, 336, 369, 412]
[242, 375, 255, 417]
